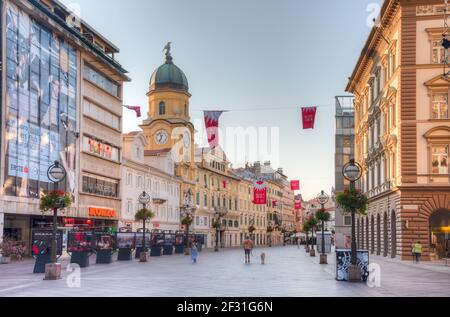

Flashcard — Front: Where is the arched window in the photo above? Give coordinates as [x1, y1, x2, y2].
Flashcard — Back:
[184, 104, 188, 116]
[159, 101, 166, 115]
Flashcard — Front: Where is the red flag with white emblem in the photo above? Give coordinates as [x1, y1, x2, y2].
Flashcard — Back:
[204, 111, 225, 149]
[302, 107, 317, 130]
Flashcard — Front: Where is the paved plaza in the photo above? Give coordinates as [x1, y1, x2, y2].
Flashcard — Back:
[0, 246, 449, 297]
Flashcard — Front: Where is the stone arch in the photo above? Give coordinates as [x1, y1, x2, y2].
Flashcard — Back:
[391, 210, 397, 258]
[361, 218, 365, 249]
[366, 216, 370, 251]
[429, 209, 450, 259]
[371, 214, 375, 254]
[383, 212, 389, 257]
[377, 213, 381, 255]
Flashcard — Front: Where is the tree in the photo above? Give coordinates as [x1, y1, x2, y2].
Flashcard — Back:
[135, 208, 155, 257]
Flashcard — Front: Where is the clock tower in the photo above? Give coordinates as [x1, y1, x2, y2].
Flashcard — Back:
[140, 44, 197, 196]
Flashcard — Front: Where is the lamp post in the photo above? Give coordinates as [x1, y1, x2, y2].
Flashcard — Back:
[181, 189, 195, 255]
[342, 159, 363, 282]
[45, 161, 66, 280]
[138, 191, 151, 260]
[317, 190, 330, 264]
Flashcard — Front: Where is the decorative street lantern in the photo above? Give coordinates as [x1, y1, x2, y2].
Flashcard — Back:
[342, 159, 363, 281]
[316, 190, 330, 264]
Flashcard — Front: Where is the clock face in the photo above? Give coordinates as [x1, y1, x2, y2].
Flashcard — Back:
[155, 130, 169, 145]
[183, 131, 191, 148]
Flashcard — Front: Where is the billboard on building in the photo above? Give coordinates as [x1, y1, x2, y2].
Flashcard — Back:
[4, 3, 77, 198]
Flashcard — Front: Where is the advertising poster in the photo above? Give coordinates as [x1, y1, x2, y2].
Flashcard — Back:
[31, 229, 63, 256]
[135, 233, 151, 248]
[175, 234, 185, 246]
[94, 233, 116, 251]
[4, 3, 77, 198]
[116, 232, 136, 249]
[67, 231, 94, 253]
[152, 232, 165, 247]
[164, 233, 175, 246]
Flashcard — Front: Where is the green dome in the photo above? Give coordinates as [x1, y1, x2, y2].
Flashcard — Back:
[149, 61, 189, 93]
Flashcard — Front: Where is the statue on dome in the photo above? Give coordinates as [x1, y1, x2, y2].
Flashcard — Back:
[163, 42, 172, 63]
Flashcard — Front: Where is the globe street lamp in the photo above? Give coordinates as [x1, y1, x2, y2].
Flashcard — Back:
[342, 159, 363, 281]
[138, 191, 151, 258]
[180, 189, 196, 255]
[45, 161, 66, 280]
[317, 190, 330, 264]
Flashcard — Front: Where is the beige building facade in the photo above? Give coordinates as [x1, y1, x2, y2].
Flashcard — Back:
[347, 0, 450, 261]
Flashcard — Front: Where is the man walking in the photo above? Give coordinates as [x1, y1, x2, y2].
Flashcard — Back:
[243, 236, 254, 264]
[412, 241, 422, 263]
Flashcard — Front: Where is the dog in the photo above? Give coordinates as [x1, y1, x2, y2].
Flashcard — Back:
[260, 252, 266, 265]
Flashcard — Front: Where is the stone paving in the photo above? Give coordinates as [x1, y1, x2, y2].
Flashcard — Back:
[0, 246, 449, 297]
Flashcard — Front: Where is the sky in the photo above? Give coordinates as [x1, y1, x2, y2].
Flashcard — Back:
[61, 0, 382, 200]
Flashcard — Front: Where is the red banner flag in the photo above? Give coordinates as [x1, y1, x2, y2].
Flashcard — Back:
[302, 107, 317, 129]
[272, 200, 278, 208]
[124, 105, 142, 118]
[223, 180, 227, 189]
[290, 180, 300, 191]
[295, 200, 302, 210]
[204, 111, 225, 149]
[253, 181, 267, 205]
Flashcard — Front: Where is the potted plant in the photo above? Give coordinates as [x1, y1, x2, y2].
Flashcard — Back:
[135, 208, 155, 262]
[336, 187, 368, 215]
[315, 209, 331, 263]
[0, 239, 26, 264]
[40, 190, 72, 212]
[0, 239, 13, 264]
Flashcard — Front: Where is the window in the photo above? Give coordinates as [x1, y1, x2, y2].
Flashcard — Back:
[204, 194, 208, 207]
[82, 174, 119, 197]
[84, 99, 120, 130]
[432, 145, 449, 175]
[344, 216, 352, 226]
[431, 93, 449, 119]
[84, 64, 120, 97]
[159, 102, 165, 115]
[196, 192, 200, 206]
[432, 40, 445, 64]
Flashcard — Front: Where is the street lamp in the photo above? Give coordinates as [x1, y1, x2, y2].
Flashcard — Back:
[138, 191, 151, 258]
[317, 190, 329, 264]
[342, 159, 363, 282]
[45, 161, 66, 280]
[180, 189, 196, 255]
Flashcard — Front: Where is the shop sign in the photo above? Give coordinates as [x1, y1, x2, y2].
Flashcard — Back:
[89, 207, 117, 218]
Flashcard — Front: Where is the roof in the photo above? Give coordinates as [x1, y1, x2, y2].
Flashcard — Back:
[149, 58, 189, 93]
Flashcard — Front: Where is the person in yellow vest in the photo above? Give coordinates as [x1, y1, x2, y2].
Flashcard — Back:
[412, 241, 423, 263]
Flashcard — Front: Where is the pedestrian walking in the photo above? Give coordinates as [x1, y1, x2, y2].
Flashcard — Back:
[191, 242, 199, 263]
[412, 241, 422, 264]
[243, 236, 254, 264]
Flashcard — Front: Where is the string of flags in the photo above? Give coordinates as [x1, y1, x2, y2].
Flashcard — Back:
[123, 105, 318, 199]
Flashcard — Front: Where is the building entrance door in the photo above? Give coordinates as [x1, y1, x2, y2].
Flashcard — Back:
[429, 209, 450, 260]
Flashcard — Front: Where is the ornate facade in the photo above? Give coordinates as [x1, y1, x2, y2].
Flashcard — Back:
[347, 0, 450, 261]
